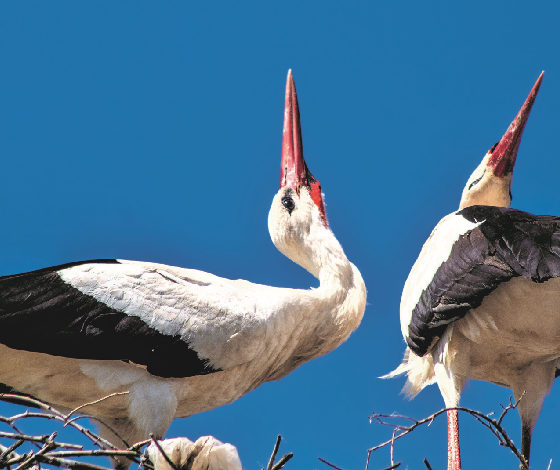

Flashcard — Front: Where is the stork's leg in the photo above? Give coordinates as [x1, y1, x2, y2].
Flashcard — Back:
[520, 424, 532, 470]
[433, 342, 465, 470]
[512, 361, 556, 470]
[447, 408, 462, 470]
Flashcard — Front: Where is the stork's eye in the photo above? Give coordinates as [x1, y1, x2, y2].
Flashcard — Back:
[468, 171, 485, 190]
[282, 196, 295, 214]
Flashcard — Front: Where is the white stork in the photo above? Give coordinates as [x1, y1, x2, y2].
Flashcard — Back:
[0, 71, 366, 467]
[386, 72, 547, 469]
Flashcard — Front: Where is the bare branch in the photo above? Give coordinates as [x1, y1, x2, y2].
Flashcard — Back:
[266, 435, 282, 470]
[318, 457, 346, 470]
[0, 393, 288, 470]
[0, 430, 81, 449]
[367, 399, 531, 470]
[270, 453, 293, 470]
[0, 393, 119, 450]
[380, 464, 401, 470]
[0, 439, 25, 460]
[65, 392, 130, 420]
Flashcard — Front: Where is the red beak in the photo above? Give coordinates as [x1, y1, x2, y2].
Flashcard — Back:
[488, 72, 544, 177]
[280, 70, 327, 225]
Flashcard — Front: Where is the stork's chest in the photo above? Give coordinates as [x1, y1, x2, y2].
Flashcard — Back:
[455, 276, 560, 350]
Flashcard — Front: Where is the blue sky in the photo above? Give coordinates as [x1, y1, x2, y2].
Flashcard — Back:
[0, 2, 559, 469]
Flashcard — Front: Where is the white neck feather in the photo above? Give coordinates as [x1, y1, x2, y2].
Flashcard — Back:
[268, 187, 366, 360]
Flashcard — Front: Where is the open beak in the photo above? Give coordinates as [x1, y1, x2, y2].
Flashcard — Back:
[280, 70, 327, 224]
[488, 71, 544, 177]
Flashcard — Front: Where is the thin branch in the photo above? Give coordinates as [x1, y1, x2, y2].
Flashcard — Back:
[380, 464, 401, 470]
[48, 450, 144, 458]
[266, 435, 282, 470]
[65, 392, 129, 420]
[129, 439, 151, 451]
[0, 439, 25, 461]
[0, 430, 81, 449]
[271, 453, 293, 470]
[423, 458, 433, 470]
[389, 429, 396, 468]
[368, 400, 530, 470]
[0, 393, 131, 452]
[365, 449, 372, 470]
[497, 394, 522, 427]
[0, 394, 153, 469]
[35, 455, 115, 470]
[318, 457, 345, 470]
[14, 433, 57, 470]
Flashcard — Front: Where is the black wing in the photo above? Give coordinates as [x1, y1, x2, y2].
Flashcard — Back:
[407, 206, 560, 356]
[0, 260, 220, 378]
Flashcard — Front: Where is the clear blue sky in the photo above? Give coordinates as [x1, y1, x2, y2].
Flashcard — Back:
[0, 2, 559, 469]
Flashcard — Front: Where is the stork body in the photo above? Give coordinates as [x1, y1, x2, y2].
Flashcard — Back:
[0, 72, 366, 462]
[388, 73, 546, 469]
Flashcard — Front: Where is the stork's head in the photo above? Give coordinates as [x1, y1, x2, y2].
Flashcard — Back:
[459, 72, 543, 209]
[269, 71, 332, 278]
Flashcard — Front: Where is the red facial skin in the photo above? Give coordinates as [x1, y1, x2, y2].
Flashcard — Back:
[488, 72, 543, 177]
[280, 70, 328, 226]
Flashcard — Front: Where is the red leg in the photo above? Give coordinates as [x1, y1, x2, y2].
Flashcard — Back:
[447, 409, 462, 470]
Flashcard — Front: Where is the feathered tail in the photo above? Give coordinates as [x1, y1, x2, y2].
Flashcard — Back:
[381, 346, 436, 398]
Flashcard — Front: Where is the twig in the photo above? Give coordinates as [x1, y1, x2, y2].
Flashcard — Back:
[423, 458, 433, 470]
[129, 439, 151, 451]
[497, 394, 523, 427]
[35, 455, 115, 470]
[14, 433, 57, 470]
[0, 393, 118, 450]
[0, 430, 81, 449]
[0, 439, 25, 461]
[267, 435, 282, 470]
[0, 394, 153, 469]
[271, 453, 293, 470]
[318, 457, 345, 470]
[65, 392, 129, 420]
[380, 464, 401, 470]
[390, 429, 396, 468]
[49, 450, 143, 458]
[368, 400, 530, 470]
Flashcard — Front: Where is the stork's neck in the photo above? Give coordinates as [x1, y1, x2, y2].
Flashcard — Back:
[268, 227, 366, 382]
[313, 227, 355, 291]
[304, 224, 366, 337]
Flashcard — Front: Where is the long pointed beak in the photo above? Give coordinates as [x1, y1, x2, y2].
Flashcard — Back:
[280, 70, 307, 192]
[279, 70, 328, 225]
[488, 71, 544, 177]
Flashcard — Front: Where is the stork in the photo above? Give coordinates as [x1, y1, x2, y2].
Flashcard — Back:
[386, 72, 547, 470]
[0, 71, 366, 467]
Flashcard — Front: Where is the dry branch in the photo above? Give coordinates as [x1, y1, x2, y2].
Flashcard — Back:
[0, 393, 151, 470]
[1, 394, 293, 470]
[262, 435, 292, 470]
[365, 398, 530, 470]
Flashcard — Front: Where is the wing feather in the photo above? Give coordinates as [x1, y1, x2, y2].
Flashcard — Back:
[0, 259, 283, 378]
[406, 206, 560, 356]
